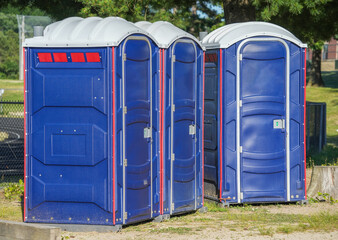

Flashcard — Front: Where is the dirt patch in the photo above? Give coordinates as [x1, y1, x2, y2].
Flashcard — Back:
[63, 203, 338, 240]
[1, 186, 337, 240]
[252, 202, 338, 215]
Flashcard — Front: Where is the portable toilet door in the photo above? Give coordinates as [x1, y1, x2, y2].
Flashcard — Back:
[23, 17, 160, 226]
[114, 33, 160, 225]
[136, 21, 205, 216]
[202, 22, 307, 204]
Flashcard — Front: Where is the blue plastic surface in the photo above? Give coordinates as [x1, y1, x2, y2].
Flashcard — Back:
[114, 36, 160, 225]
[26, 48, 113, 224]
[204, 38, 306, 204]
[163, 40, 204, 215]
[25, 35, 161, 225]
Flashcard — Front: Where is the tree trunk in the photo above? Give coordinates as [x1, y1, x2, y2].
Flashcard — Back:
[309, 48, 325, 86]
[222, 0, 256, 24]
[307, 166, 338, 199]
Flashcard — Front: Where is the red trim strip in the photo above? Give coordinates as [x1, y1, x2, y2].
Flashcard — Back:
[219, 49, 223, 201]
[202, 52, 205, 205]
[53, 52, 68, 62]
[159, 49, 162, 215]
[304, 48, 307, 199]
[160, 49, 165, 214]
[112, 47, 116, 224]
[23, 48, 26, 221]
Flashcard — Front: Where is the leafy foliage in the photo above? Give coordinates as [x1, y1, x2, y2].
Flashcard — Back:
[0, 3, 49, 79]
[0, 13, 19, 79]
[77, 0, 223, 36]
[253, 0, 338, 86]
[308, 192, 338, 204]
[3, 179, 24, 201]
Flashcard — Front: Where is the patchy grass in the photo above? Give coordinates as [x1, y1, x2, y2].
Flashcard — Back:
[0, 131, 9, 141]
[0, 190, 22, 222]
[204, 201, 229, 212]
[306, 71, 338, 166]
[150, 226, 193, 234]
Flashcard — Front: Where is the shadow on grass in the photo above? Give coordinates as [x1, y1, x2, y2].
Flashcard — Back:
[307, 144, 338, 167]
[322, 71, 338, 88]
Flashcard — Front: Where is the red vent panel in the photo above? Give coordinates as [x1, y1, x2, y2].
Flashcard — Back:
[53, 53, 68, 62]
[71, 53, 85, 62]
[38, 53, 53, 62]
[86, 52, 101, 62]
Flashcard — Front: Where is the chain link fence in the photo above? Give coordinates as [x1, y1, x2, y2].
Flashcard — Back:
[0, 101, 24, 185]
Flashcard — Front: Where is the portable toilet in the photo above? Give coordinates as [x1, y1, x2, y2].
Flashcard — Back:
[202, 22, 307, 205]
[23, 17, 160, 226]
[136, 21, 205, 216]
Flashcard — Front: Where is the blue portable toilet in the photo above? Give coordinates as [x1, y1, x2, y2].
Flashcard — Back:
[202, 22, 307, 205]
[136, 21, 205, 216]
[23, 17, 160, 226]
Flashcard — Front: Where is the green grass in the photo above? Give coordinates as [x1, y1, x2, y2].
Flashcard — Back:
[306, 71, 338, 166]
[0, 79, 24, 101]
[150, 226, 193, 234]
[204, 201, 229, 212]
[0, 203, 22, 221]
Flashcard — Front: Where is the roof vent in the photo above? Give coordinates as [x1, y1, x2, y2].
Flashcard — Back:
[199, 32, 208, 41]
[33, 26, 44, 37]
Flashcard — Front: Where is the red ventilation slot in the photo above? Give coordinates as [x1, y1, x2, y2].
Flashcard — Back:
[38, 53, 53, 62]
[71, 53, 85, 62]
[86, 52, 101, 62]
[53, 53, 68, 62]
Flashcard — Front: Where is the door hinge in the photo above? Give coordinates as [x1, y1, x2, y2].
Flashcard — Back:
[239, 146, 243, 153]
[171, 153, 175, 161]
[123, 159, 127, 167]
[239, 54, 243, 61]
[144, 127, 152, 138]
[172, 104, 175, 112]
[123, 53, 127, 61]
[189, 124, 196, 135]
[240, 192, 243, 200]
[171, 203, 175, 210]
[239, 100, 242, 107]
[123, 106, 127, 114]
[123, 212, 128, 219]
[172, 55, 176, 62]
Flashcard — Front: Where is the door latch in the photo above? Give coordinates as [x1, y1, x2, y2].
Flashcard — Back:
[273, 119, 285, 129]
[189, 124, 196, 135]
[144, 127, 152, 138]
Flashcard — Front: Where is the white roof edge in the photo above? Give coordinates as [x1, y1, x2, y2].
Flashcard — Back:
[202, 22, 306, 49]
[24, 16, 159, 48]
[135, 21, 205, 50]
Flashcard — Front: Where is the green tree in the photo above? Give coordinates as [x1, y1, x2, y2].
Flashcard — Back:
[0, 3, 49, 79]
[0, 0, 82, 20]
[219, 0, 338, 86]
[77, 0, 223, 36]
[222, 0, 255, 24]
[253, 0, 338, 86]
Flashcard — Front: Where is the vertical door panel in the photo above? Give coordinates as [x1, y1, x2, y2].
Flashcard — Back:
[123, 39, 152, 224]
[171, 42, 197, 213]
[240, 41, 288, 202]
